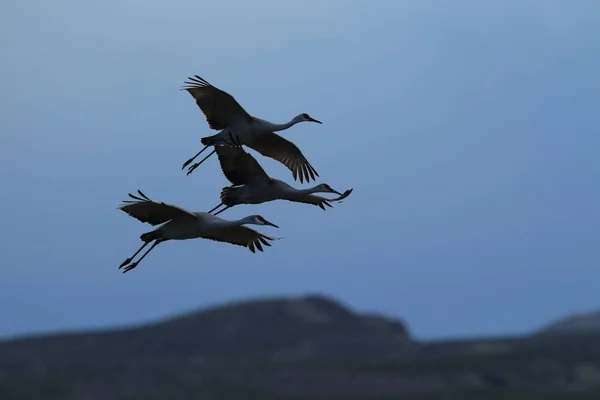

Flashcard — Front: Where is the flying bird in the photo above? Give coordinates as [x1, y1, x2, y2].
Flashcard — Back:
[207, 145, 353, 216]
[180, 75, 322, 183]
[117, 190, 280, 273]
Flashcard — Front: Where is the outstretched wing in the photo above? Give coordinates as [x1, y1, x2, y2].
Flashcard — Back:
[181, 75, 253, 130]
[203, 226, 280, 253]
[215, 145, 270, 186]
[290, 189, 354, 210]
[245, 133, 319, 184]
[118, 190, 196, 226]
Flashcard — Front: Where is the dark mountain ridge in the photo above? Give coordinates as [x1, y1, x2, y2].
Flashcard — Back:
[536, 309, 600, 336]
[1, 295, 413, 364]
[2, 294, 600, 399]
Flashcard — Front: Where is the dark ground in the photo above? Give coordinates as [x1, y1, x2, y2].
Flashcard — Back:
[2, 295, 600, 399]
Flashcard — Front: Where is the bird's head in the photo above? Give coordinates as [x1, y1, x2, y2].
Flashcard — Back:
[294, 113, 322, 124]
[250, 215, 279, 228]
[315, 183, 342, 196]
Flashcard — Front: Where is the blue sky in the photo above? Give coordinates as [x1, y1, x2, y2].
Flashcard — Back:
[1, 0, 599, 341]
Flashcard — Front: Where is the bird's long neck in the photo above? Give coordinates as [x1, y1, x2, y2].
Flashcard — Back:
[287, 185, 322, 198]
[268, 119, 297, 132]
[219, 216, 253, 228]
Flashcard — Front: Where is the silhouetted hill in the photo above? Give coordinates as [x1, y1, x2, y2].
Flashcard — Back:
[2, 295, 600, 399]
[537, 310, 600, 336]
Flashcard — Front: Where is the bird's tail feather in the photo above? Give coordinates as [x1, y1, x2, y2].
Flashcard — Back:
[201, 133, 221, 146]
[220, 186, 244, 207]
[140, 230, 161, 243]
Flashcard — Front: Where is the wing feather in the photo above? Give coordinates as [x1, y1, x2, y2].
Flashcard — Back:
[245, 133, 319, 184]
[181, 75, 253, 130]
[290, 189, 354, 210]
[214, 145, 270, 186]
[202, 226, 279, 253]
[118, 191, 197, 226]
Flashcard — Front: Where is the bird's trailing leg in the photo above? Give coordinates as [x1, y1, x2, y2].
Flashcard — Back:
[181, 145, 209, 170]
[207, 202, 226, 214]
[213, 205, 231, 216]
[184, 131, 241, 175]
[121, 239, 163, 274]
[118, 241, 150, 269]
[186, 149, 216, 176]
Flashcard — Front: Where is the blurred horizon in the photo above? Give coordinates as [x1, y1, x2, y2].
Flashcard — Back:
[0, 290, 592, 343]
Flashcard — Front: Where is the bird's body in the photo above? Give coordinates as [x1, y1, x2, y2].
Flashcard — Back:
[141, 211, 252, 241]
[201, 116, 290, 145]
[181, 75, 322, 183]
[208, 145, 353, 215]
[220, 179, 338, 205]
[117, 190, 280, 273]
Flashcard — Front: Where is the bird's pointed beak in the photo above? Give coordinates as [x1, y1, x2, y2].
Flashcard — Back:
[331, 189, 343, 196]
[309, 117, 322, 124]
[265, 221, 279, 228]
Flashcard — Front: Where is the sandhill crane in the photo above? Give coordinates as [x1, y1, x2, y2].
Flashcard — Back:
[206, 145, 353, 216]
[180, 75, 322, 183]
[117, 190, 280, 273]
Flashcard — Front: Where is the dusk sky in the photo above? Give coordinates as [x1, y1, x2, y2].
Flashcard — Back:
[1, 0, 599, 340]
